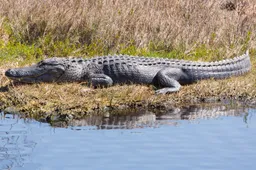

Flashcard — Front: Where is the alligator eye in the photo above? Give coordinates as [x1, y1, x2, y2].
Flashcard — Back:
[38, 62, 45, 67]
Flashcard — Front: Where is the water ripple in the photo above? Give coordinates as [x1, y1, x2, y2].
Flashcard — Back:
[0, 112, 36, 170]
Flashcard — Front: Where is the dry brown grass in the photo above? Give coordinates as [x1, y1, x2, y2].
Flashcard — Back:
[0, 0, 255, 52]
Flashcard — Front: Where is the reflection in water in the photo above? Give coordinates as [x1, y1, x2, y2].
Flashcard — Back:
[51, 105, 248, 130]
[0, 105, 251, 170]
[0, 113, 36, 170]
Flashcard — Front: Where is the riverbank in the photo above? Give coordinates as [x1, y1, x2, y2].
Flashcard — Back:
[1, 51, 256, 121]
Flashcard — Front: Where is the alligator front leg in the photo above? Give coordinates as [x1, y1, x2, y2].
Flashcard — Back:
[88, 74, 113, 87]
[154, 67, 183, 94]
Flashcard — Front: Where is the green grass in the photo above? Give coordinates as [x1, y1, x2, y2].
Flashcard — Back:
[0, 16, 252, 64]
[0, 36, 249, 66]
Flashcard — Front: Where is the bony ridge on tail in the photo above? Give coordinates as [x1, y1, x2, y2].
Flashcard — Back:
[5, 51, 251, 94]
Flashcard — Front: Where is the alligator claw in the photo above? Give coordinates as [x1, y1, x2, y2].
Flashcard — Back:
[155, 88, 179, 94]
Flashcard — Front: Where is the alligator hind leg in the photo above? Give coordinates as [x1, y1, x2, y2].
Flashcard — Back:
[154, 68, 182, 94]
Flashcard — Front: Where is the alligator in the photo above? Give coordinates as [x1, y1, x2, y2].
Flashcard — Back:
[5, 51, 251, 94]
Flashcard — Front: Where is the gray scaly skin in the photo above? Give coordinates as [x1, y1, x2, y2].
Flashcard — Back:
[5, 51, 251, 94]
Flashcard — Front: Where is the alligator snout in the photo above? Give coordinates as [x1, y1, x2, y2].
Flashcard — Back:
[5, 69, 15, 78]
[5, 68, 38, 78]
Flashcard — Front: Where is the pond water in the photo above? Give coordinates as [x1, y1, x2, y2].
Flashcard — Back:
[0, 105, 256, 170]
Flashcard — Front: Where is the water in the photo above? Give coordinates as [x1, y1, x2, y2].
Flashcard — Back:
[0, 105, 256, 170]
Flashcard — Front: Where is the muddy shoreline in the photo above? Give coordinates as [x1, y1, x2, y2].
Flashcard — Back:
[1, 95, 255, 124]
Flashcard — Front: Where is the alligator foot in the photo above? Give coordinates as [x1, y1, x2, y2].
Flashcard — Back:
[155, 87, 180, 94]
[155, 67, 182, 94]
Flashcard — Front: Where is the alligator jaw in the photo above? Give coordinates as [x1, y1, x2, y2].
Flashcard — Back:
[5, 66, 48, 83]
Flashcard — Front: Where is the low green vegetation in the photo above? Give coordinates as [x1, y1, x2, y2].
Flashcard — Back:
[0, 35, 253, 65]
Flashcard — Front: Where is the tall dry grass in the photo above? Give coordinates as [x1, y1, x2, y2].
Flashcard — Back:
[0, 0, 255, 52]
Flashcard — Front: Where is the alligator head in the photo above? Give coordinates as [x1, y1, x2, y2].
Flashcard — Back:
[5, 57, 84, 83]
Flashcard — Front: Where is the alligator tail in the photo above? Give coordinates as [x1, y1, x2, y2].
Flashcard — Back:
[186, 51, 251, 80]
